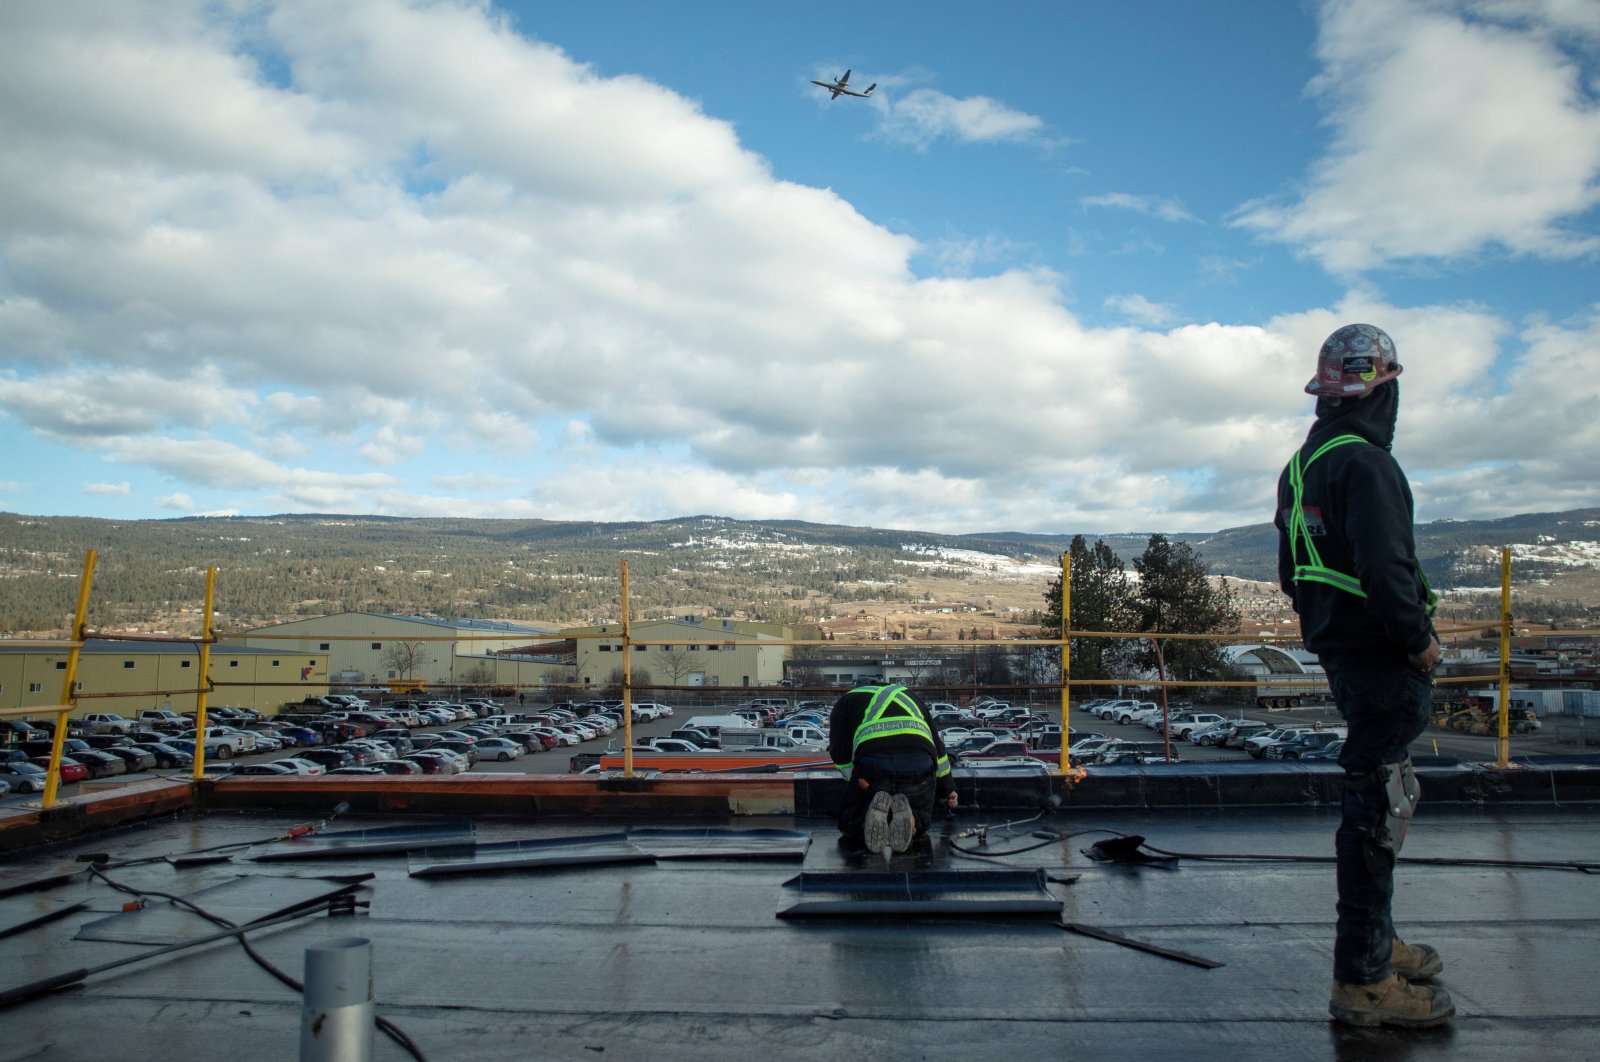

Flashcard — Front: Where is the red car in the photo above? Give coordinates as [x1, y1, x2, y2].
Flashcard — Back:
[33, 755, 90, 783]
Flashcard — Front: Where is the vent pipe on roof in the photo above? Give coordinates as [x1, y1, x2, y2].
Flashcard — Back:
[300, 937, 374, 1061]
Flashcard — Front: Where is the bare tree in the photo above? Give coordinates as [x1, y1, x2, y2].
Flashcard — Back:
[381, 641, 428, 683]
[657, 644, 703, 683]
[787, 644, 824, 687]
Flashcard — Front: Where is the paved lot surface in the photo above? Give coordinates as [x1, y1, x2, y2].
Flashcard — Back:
[4, 699, 1579, 807]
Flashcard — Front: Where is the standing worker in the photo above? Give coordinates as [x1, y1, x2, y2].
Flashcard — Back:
[830, 683, 958, 855]
[1275, 323, 1453, 1028]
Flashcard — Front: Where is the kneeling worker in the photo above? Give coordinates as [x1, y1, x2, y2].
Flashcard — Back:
[831, 683, 958, 854]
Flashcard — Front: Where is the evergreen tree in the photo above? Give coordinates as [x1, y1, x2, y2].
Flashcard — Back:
[1129, 534, 1241, 682]
[1041, 535, 1137, 682]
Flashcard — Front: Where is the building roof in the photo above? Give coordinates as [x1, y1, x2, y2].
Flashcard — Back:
[1222, 643, 1319, 674]
[0, 638, 292, 657]
[244, 611, 552, 636]
[1, 780, 1595, 1061]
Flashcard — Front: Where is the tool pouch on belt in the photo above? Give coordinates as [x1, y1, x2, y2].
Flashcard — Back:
[1374, 758, 1420, 853]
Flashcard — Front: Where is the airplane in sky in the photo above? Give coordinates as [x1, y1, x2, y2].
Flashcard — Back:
[811, 69, 876, 100]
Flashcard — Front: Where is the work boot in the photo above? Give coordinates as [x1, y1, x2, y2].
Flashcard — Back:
[863, 790, 892, 854]
[888, 793, 915, 853]
[1391, 937, 1443, 981]
[1329, 973, 1455, 1028]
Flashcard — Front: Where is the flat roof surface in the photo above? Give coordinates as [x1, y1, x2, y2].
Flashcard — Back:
[2, 800, 1596, 1061]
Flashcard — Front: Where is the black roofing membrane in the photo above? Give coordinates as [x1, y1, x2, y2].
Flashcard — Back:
[1, 804, 1597, 1060]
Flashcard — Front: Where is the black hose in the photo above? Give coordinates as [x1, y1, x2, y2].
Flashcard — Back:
[88, 867, 428, 1061]
[945, 822, 1600, 874]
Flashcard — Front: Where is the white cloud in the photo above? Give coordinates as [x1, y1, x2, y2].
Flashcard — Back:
[877, 88, 1045, 148]
[0, 480, 23, 493]
[1234, 0, 1600, 272]
[156, 492, 194, 510]
[0, 1, 1593, 534]
[83, 481, 131, 496]
[1105, 294, 1178, 326]
[1081, 193, 1201, 223]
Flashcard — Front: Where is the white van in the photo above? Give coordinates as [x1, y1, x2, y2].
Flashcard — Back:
[684, 714, 751, 733]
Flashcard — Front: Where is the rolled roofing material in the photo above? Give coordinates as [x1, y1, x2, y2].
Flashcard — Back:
[628, 827, 811, 861]
[250, 821, 476, 862]
[408, 833, 652, 878]
[777, 898, 1063, 920]
[777, 867, 1062, 920]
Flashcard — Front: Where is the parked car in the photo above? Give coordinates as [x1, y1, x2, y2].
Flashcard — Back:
[431, 739, 480, 764]
[294, 747, 357, 770]
[638, 738, 708, 753]
[277, 725, 323, 747]
[369, 759, 423, 775]
[200, 727, 257, 758]
[232, 762, 296, 776]
[373, 729, 415, 755]
[35, 756, 90, 783]
[0, 762, 50, 793]
[1092, 699, 1139, 721]
[1224, 723, 1274, 749]
[1246, 728, 1319, 759]
[272, 757, 327, 776]
[102, 746, 157, 772]
[20, 738, 95, 759]
[1067, 737, 1118, 759]
[405, 750, 469, 774]
[82, 712, 138, 735]
[954, 739, 1034, 760]
[70, 748, 127, 778]
[1298, 739, 1345, 762]
[1, 720, 48, 743]
[1267, 730, 1344, 760]
[501, 732, 548, 754]
[471, 737, 526, 762]
[1170, 713, 1231, 740]
[1117, 702, 1163, 726]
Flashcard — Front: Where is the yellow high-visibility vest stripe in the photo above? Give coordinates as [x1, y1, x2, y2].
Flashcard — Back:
[834, 684, 951, 778]
[1287, 435, 1436, 614]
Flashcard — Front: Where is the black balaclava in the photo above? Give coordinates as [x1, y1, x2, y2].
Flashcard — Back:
[1310, 378, 1399, 451]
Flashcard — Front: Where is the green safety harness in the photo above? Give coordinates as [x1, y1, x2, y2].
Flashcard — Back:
[834, 683, 952, 778]
[1286, 434, 1436, 614]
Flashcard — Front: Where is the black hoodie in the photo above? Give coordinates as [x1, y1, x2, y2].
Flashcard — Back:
[1274, 381, 1436, 665]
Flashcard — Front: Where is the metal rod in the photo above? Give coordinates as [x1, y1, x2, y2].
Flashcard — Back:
[1498, 546, 1512, 770]
[194, 567, 216, 779]
[300, 937, 374, 1062]
[42, 550, 96, 808]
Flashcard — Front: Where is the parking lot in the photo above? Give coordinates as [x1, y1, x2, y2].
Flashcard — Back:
[5, 693, 1585, 809]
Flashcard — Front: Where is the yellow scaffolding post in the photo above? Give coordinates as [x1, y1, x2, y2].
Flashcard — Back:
[1496, 547, 1511, 770]
[1058, 550, 1071, 776]
[40, 550, 97, 808]
[622, 559, 634, 778]
[193, 567, 217, 779]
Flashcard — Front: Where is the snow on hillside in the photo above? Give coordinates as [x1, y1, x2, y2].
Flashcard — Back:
[897, 544, 1059, 582]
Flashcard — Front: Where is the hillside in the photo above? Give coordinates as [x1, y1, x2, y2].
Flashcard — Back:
[1, 508, 1596, 638]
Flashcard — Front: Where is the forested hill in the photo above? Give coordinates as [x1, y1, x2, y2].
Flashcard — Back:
[1, 508, 1596, 635]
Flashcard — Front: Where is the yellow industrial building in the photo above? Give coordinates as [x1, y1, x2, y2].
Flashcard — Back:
[0, 613, 798, 721]
[0, 639, 327, 718]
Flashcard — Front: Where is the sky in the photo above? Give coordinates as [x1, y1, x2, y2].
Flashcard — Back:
[1, 0, 1598, 537]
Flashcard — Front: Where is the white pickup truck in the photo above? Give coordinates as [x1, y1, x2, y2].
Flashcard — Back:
[201, 726, 257, 759]
[83, 712, 137, 735]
